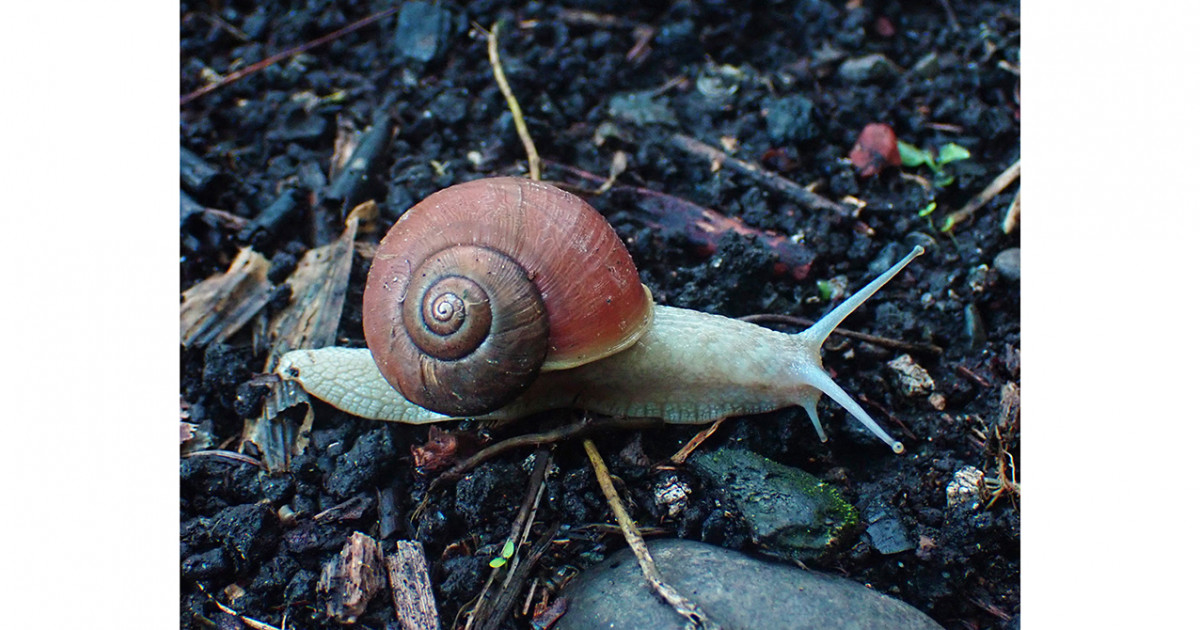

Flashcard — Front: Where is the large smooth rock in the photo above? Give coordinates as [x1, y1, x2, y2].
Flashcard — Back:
[558, 539, 942, 630]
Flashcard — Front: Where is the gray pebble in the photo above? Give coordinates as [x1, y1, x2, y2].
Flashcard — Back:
[765, 94, 819, 143]
[691, 449, 857, 561]
[393, 1, 462, 66]
[866, 517, 916, 555]
[558, 539, 943, 630]
[994, 247, 1020, 281]
[608, 91, 679, 126]
[910, 52, 941, 78]
[838, 53, 901, 83]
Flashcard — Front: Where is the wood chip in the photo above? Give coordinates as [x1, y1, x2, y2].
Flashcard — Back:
[999, 382, 1020, 431]
[180, 247, 273, 347]
[240, 373, 313, 472]
[318, 532, 387, 624]
[261, 204, 372, 372]
[240, 204, 376, 470]
[385, 541, 441, 630]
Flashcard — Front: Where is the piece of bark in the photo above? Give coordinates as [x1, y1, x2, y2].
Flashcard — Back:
[240, 375, 313, 472]
[181, 146, 220, 194]
[238, 189, 300, 244]
[181, 190, 205, 225]
[180, 247, 273, 347]
[241, 201, 374, 471]
[378, 487, 401, 540]
[318, 532, 387, 625]
[385, 541, 440, 630]
[261, 201, 376, 372]
[325, 112, 394, 215]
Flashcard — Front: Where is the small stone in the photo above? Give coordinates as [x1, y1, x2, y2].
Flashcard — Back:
[966, 264, 991, 293]
[692, 449, 857, 561]
[608, 91, 678, 127]
[947, 466, 984, 509]
[558, 539, 944, 630]
[887, 354, 935, 397]
[764, 94, 819, 144]
[653, 473, 691, 519]
[866, 517, 916, 555]
[964, 302, 987, 349]
[210, 503, 281, 570]
[695, 63, 745, 100]
[910, 52, 941, 78]
[904, 232, 938, 253]
[392, 1, 462, 66]
[994, 247, 1020, 281]
[838, 53, 901, 83]
[324, 428, 397, 500]
[182, 547, 230, 581]
[849, 122, 901, 176]
[429, 88, 469, 125]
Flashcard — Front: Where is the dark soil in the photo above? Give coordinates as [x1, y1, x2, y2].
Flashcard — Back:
[181, 1, 1020, 628]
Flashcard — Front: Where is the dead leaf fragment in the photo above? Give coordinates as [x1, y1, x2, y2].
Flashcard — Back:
[180, 247, 272, 347]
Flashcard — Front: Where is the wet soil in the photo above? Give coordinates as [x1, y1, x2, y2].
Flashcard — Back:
[181, 1, 1020, 628]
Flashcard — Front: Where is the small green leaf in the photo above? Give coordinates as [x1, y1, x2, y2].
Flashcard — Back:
[933, 171, 956, 187]
[489, 557, 507, 569]
[918, 202, 937, 217]
[897, 141, 932, 168]
[501, 540, 515, 559]
[938, 216, 956, 233]
[816, 279, 833, 301]
[936, 143, 971, 165]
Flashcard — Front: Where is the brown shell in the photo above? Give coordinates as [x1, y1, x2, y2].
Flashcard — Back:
[363, 177, 654, 416]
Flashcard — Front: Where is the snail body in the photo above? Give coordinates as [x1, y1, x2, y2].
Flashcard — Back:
[278, 178, 923, 453]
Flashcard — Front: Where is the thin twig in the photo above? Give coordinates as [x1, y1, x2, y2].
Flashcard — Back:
[181, 449, 267, 470]
[478, 528, 559, 630]
[196, 583, 284, 630]
[667, 133, 850, 216]
[942, 159, 1021, 232]
[563, 522, 672, 539]
[1002, 187, 1021, 234]
[181, 7, 399, 106]
[427, 417, 660, 493]
[937, 0, 963, 32]
[739, 313, 943, 356]
[583, 438, 720, 630]
[488, 21, 541, 180]
[668, 418, 726, 465]
[469, 451, 552, 630]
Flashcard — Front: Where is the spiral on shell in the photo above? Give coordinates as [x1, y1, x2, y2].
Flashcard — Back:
[363, 178, 654, 416]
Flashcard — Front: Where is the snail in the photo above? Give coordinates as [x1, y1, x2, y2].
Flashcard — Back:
[277, 177, 924, 453]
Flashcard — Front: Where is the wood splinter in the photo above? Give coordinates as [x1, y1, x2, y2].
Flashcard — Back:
[386, 541, 441, 630]
[318, 532, 386, 624]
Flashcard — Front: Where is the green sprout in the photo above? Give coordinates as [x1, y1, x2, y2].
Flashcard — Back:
[898, 140, 971, 187]
[815, 279, 833, 301]
[488, 539, 516, 569]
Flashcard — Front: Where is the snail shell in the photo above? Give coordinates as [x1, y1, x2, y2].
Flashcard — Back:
[363, 177, 654, 416]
